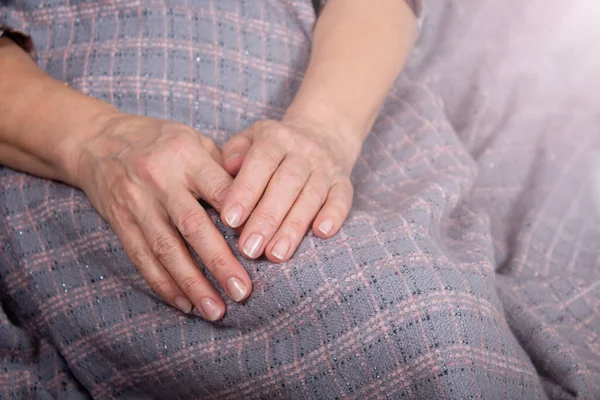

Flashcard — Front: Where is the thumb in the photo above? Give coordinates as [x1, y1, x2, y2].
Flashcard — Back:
[222, 126, 254, 176]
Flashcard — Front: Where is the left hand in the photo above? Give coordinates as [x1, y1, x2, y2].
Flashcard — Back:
[220, 117, 361, 262]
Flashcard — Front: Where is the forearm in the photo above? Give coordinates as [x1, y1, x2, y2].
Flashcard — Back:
[285, 0, 417, 157]
[0, 37, 117, 186]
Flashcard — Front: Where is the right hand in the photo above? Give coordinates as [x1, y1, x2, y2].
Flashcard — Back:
[71, 113, 252, 321]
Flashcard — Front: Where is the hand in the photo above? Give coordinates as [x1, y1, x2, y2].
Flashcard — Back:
[73, 113, 252, 321]
[220, 117, 360, 263]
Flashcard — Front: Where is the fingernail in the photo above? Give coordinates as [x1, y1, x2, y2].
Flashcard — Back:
[174, 296, 193, 313]
[318, 219, 334, 235]
[227, 277, 248, 302]
[199, 298, 223, 321]
[272, 238, 291, 261]
[224, 204, 244, 228]
[243, 233, 264, 259]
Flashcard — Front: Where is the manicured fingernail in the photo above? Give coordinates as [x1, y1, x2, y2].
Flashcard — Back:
[224, 204, 244, 228]
[272, 238, 291, 261]
[227, 277, 248, 302]
[174, 296, 193, 313]
[243, 233, 264, 258]
[319, 219, 334, 235]
[225, 153, 242, 164]
[199, 298, 223, 321]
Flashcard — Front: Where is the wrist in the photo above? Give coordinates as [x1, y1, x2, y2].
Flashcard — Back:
[0, 42, 122, 187]
[284, 100, 366, 165]
[53, 97, 121, 188]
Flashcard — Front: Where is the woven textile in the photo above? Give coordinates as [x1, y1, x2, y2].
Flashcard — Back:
[1, 1, 599, 398]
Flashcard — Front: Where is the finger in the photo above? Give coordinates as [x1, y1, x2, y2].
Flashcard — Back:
[222, 128, 253, 176]
[237, 155, 312, 259]
[197, 135, 224, 166]
[112, 217, 194, 314]
[135, 204, 226, 321]
[264, 171, 330, 263]
[313, 178, 354, 239]
[164, 190, 252, 302]
[186, 152, 234, 212]
[221, 131, 288, 230]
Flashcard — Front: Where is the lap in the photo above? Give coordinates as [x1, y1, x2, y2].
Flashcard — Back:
[2, 0, 598, 398]
[0, 82, 544, 399]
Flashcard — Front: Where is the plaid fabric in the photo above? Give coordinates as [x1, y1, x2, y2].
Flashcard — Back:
[0, 0, 599, 399]
[316, 0, 423, 18]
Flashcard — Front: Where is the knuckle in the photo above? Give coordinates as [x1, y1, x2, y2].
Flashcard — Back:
[133, 158, 173, 192]
[331, 195, 352, 216]
[133, 155, 161, 182]
[331, 163, 348, 177]
[272, 126, 292, 142]
[285, 217, 309, 235]
[151, 235, 180, 262]
[199, 136, 218, 152]
[114, 178, 142, 207]
[255, 209, 281, 229]
[130, 246, 153, 269]
[205, 178, 231, 206]
[309, 150, 332, 170]
[301, 138, 320, 155]
[239, 179, 262, 198]
[330, 203, 347, 218]
[347, 182, 355, 199]
[251, 120, 265, 131]
[255, 144, 283, 167]
[168, 135, 197, 159]
[340, 179, 354, 198]
[176, 210, 208, 241]
[178, 275, 204, 294]
[119, 181, 138, 203]
[275, 169, 306, 191]
[255, 119, 277, 133]
[206, 252, 229, 275]
[305, 184, 328, 206]
[202, 142, 220, 160]
[149, 277, 173, 296]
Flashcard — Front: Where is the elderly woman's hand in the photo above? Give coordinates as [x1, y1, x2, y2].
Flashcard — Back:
[73, 114, 252, 321]
[220, 116, 360, 263]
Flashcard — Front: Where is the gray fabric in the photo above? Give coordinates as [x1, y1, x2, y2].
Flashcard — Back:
[0, 0, 599, 398]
